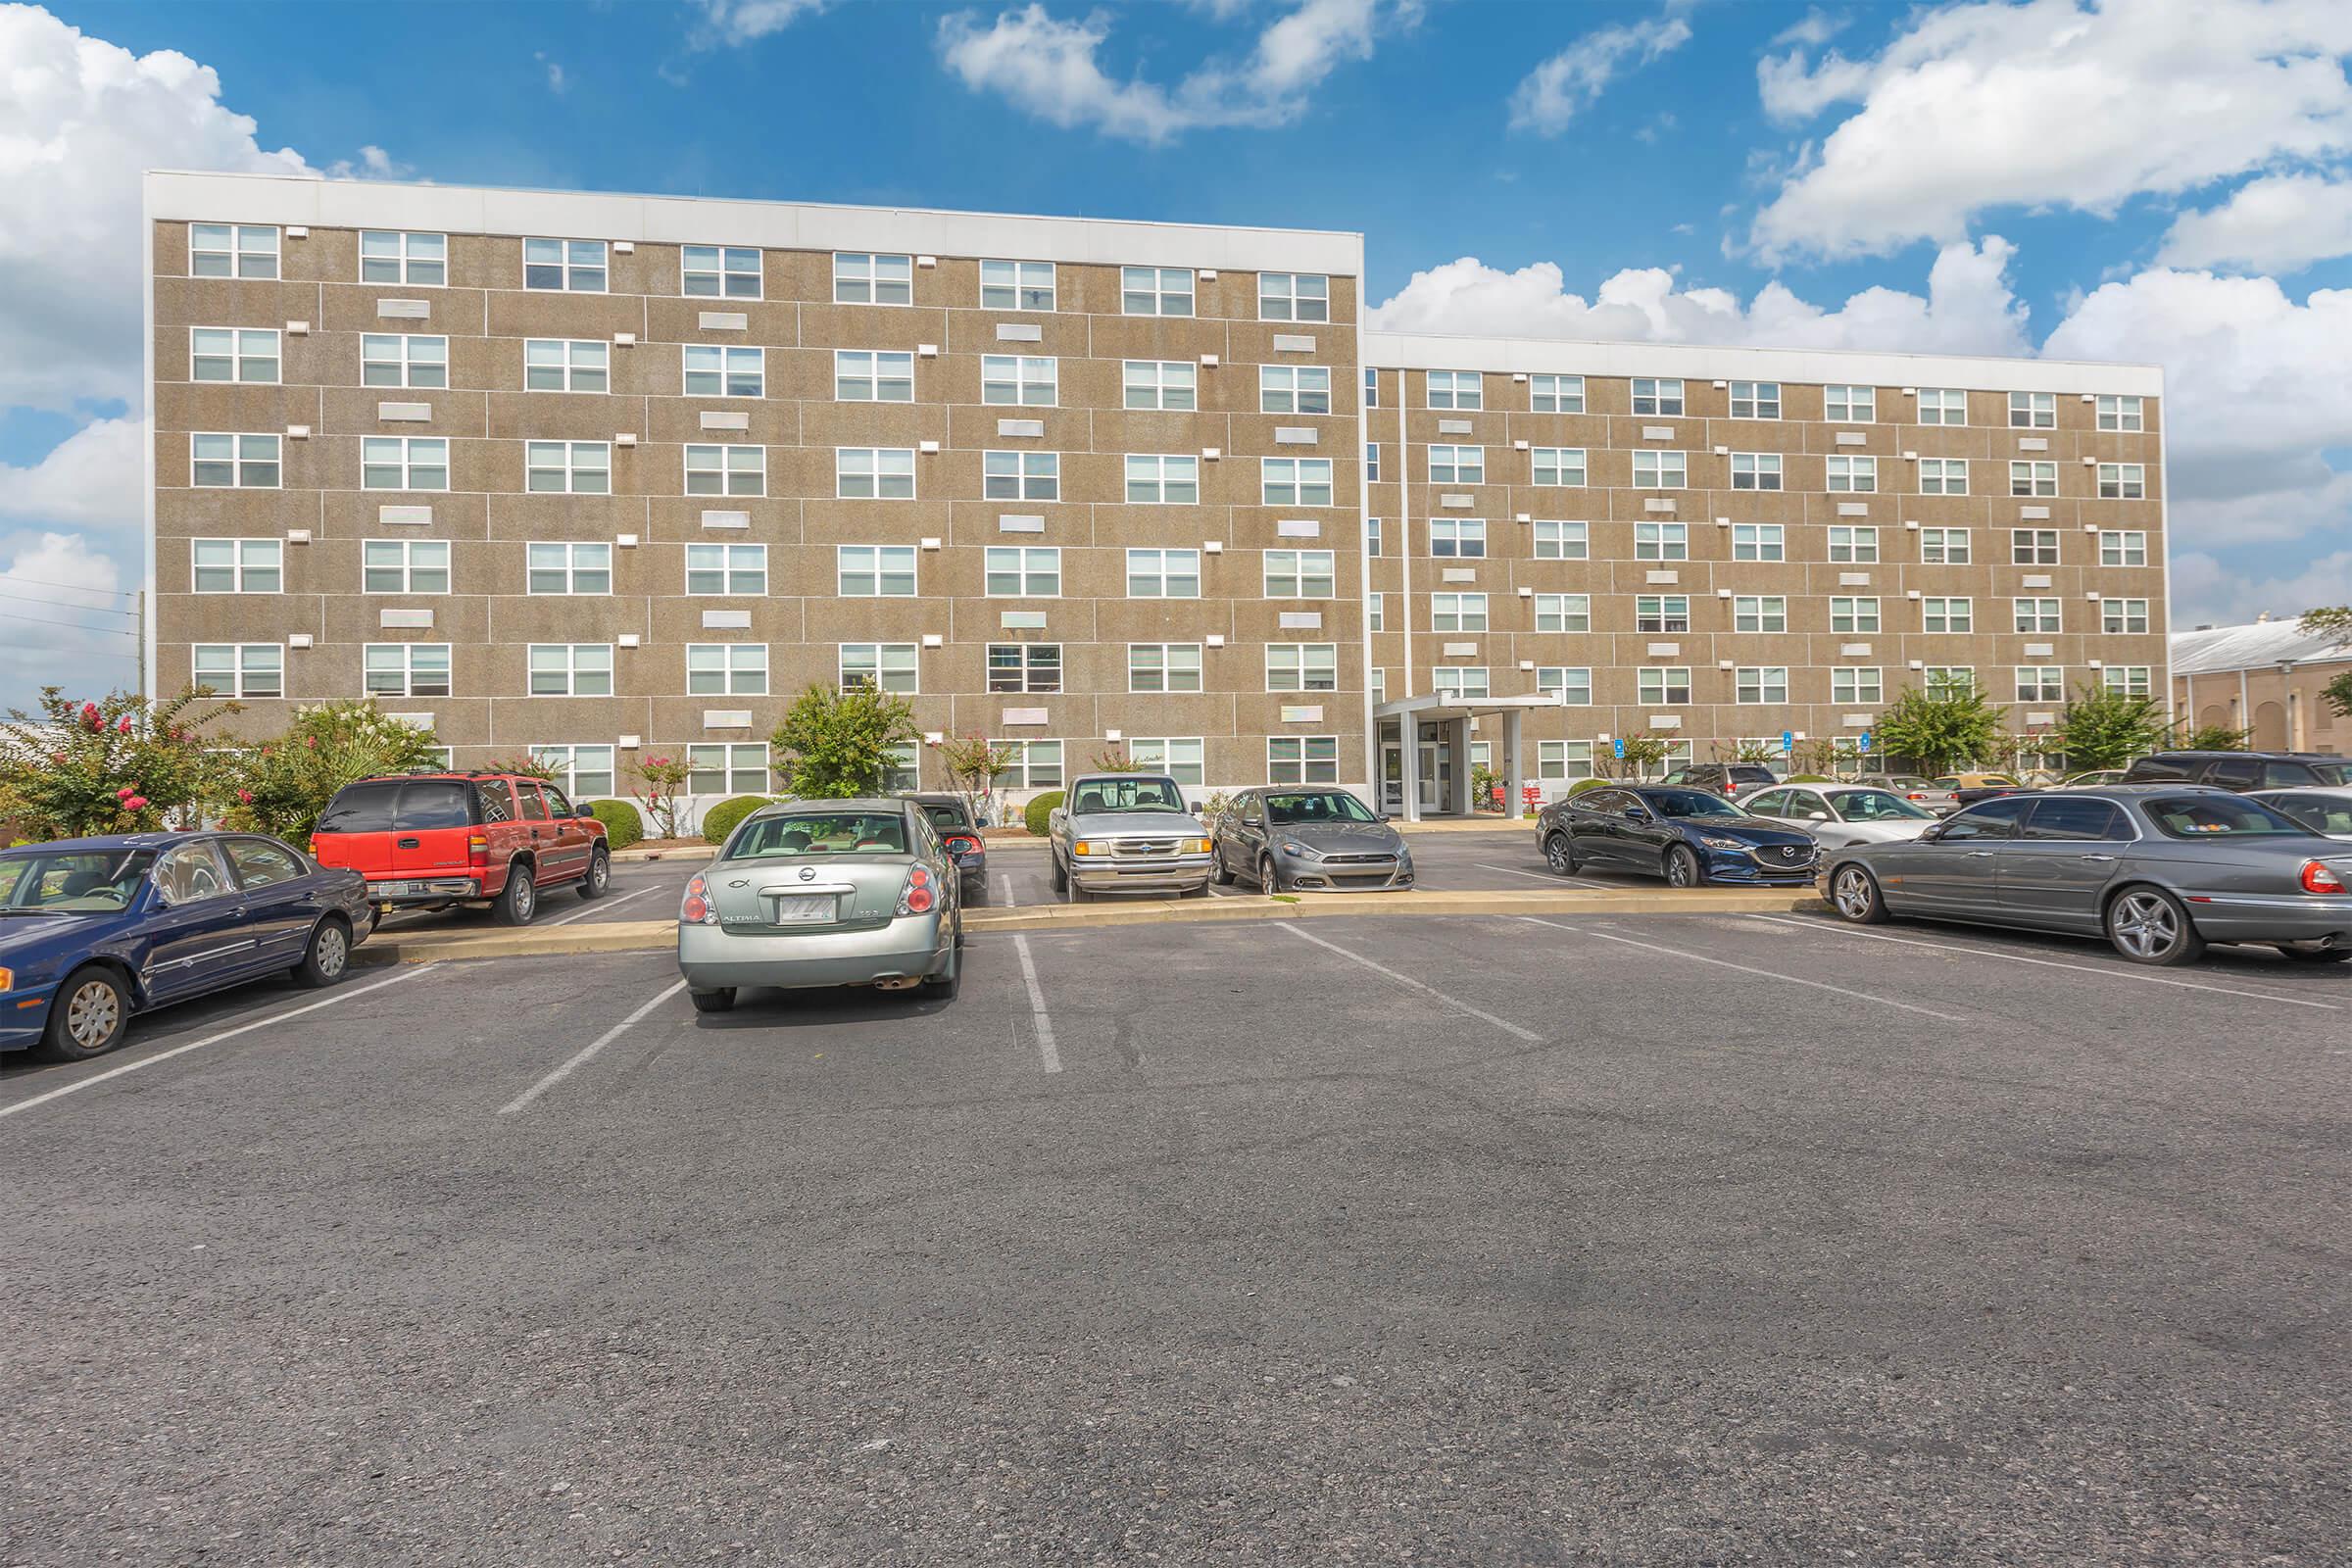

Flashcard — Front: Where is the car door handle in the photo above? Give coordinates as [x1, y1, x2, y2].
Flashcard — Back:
[1967, 850, 1996, 857]
[2078, 854, 2118, 862]
[395, 837, 419, 849]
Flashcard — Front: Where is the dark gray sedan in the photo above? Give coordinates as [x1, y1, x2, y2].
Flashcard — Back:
[1210, 788, 1412, 893]
[1822, 786, 2352, 966]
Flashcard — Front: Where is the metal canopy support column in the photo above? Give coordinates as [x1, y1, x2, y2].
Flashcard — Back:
[1505, 708, 1527, 819]
[1399, 717, 1422, 823]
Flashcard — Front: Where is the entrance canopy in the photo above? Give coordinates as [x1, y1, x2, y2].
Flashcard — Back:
[1372, 693, 1561, 822]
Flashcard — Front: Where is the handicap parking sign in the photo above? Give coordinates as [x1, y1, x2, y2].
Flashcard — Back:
[1612, 738, 1626, 759]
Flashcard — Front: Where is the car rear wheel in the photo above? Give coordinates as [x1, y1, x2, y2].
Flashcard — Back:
[1664, 846, 1704, 888]
[38, 967, 130, 1062]
[291, 916, 352, 988]
[1831, 863, 1890, 924]
[688, 987, 736, 1013]
[575, 846, 611, 900]
[1544, 831, 1577, 876]
[493, 866, 538, 926]
[2106, 887, 2205, 966]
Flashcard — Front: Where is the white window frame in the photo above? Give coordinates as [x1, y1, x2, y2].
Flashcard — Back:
[362, 333, 448, 389]
[527, 642, 613, 697]
[1729, 381, 1782, 419]
[192, 644, 283, 699]
[1631, 377, 1684, 416]
[1918, 458, 1968, 495]
[983, 450, 1060, 502]
[995, 739, 1064, 790]
[833, 252, 912, 305]
[686, 344, 765, 399]
[2010, 461, 2059, 497]
[835, 447, 915, 500]
[2096, 395, 2144, 432]
[686, 642, 769, 698]
[1826, 455, 1877, 493]
[1916, 387, 1967, 425]
[1531, 447, 1586, 486]
[1263, 457, 1335, 506]
[1635, 595, 1690, 633]
[362, 538, 451, 595]
[1262, 549, 1335, 598]
[687, 743, 769, 795]
[1538, 740, 1595, 780]
[1127, 643, 1203, 694]
[361, 436, 447, 492]
[2102, 665, 2153, 697]
[2099, 530, 2149, 567]
[682, 244, 761, 300]
[1731, 452, 1783, 491]
[523, 238, 607, 293]
[1120, 266, 1194, 317]
[1267, 736, 1340, 785]
[524, 338, 609, 393]
[1825, 384, 1876, 422]
[836, 544, 918, 598]
[981, 259, 1055, 312]
[1733, 595, 1788, 633]
[1922, 597, 1974, 634]
[1632, 450, 1687, 489]
[1635, 520, 1687, 561]
[1828, 525, 1879, 563]
[1430, 592, 1488, 633]
[2012, 528, 2061, 564]
[1923, 666, 1976, 698]
[190, 432, 281, 489]
[1122, 360, 1197, 412]
[1125, 454, 1200, 505]
[1430, 667, 1490, 701]
[525, 541, 612, 596]
[988, 643, 1062, 694]
[1533, 519, 1589, 560]
[835, 642, 916, 695]
[1832, 667, 1883, 705]
[1536, 668, 1592, 707]
[2014, 665, 2065, 703]
[363, 642, 451, 699]
[1126, 548, 1201, 599]
[533, 745, 617, 800]
[189, 222, 278, 279]
[1736, 666, 1789, 705]
[190, 537, 282, 594]
[1259, 365, 1331, 416]
[525, 440, 612, 495]
[1536, 593, 1591, 634]
[2013, 597, 2063, 634]
[1733, 523, 1784, 562]
[1426, 370, 1482, 410]
[687, 443, 766, 497]
[2097, 463, 2146, 500]
[2009, 391, 2056, 429]
[1638, 666, 1691, 706]
[189, 327, 279, 384]
[1428, 517, 1486, 558]
[685, 542, 766, 596]
[1831, 596, 1883, 634]
[979, 354, 1054, 406]
[1530, 374, 1585, 414]
[1258, 271, 1329, 322]
[1920, 527, 1971, 564]
[1129, 737, 1206, 785]
[359, 229, 445, 286]
[1265, 643, 1339, 693]
[984, 545, 1059, 598]
[1427, 445, 1484, 485]
[2101, 598, 2151, 635]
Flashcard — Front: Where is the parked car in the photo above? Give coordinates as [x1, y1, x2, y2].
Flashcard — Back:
[676, 798, 961, 1011]
[1743, 784, 1940, 849]
[1536, 785, 1820, 887]
[1822, 786, 2352, 966]
[0, 832, 373, 1061]
[1853, 774, 1961, 815]
[2055, 769, 2132, 789]
[2247, 788, 2352, 841]
[311, 769, 610, 925]
[2121, 751, 2352, 791]
[1211, 787, 1412, 892]
[1048, 772, 1213, 901]
[904, 792, 987, 902]
[1656, 762, 1779, 800]
[1934, 772, 2034, 808]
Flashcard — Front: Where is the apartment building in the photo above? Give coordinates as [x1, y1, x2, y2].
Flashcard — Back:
[145, 172, 2167, 818]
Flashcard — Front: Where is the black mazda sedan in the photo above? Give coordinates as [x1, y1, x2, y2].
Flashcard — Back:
[1537, 785, 1819, 887]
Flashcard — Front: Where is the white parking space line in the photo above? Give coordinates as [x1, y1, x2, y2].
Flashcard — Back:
[539, 885, 655, 927]
[1012, 934, 1060, 1073]
[1280, 923, 1543, 1043]
[498, 979, 688, 1115]
[1475, 861, 1620, 889]
[1, 965, 435, 1122]
[997, 872, 1014, 907]
[1745, 913, 2343, 1012]
[1520, 916, 1970, 1024]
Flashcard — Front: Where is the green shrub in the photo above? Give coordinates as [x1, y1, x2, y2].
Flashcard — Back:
[590, 799, 643, 850]
[1022, 791, 1065, 837]
[1566, 777, 1610, 797]
[701, 794, 774, 846]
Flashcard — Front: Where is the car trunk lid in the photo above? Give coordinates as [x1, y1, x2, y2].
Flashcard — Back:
[710, 854, 915, 933]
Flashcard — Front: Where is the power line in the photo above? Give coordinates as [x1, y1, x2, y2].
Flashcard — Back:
[0, 609, 139, 638]
[0, 571, 136, 602]
[0, 588, 138, 620]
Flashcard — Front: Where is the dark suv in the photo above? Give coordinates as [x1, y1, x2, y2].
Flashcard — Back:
[2121, 751, 2352, 792]
[312, 770, 612, 925]
[903, 793, 987, 901]
[1656, 762, 1778, 800]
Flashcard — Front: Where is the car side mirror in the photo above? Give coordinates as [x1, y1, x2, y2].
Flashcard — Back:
[1806, 810, 1831, 822]
[1622, 806, 1646, 821]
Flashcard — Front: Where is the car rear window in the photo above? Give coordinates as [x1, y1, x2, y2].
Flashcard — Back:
[730, 811, 909, 858]
[1730, 765, 1774, 782]
[918, 802, 971, 831]
[2143, 796, 2306, 838]
[2125, 757, 2197, 782]
[2263, 793, 2352, 836]
[318, 779, 472, 832]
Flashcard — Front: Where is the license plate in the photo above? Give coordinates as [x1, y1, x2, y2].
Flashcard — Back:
[377, 881, 413, 896]
[768, 894, 836, 923]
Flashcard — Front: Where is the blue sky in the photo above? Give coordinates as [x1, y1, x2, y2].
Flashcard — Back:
[4, 0, 2350, 708]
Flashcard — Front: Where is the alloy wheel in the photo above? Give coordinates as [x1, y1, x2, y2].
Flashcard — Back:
[1834, 868, 1874, 920]
[2111, 892, 2178, 959]
[1545, 834, 1572, 873]
[1667, 850, 1695, 888]
[66, 981, 119, 1050]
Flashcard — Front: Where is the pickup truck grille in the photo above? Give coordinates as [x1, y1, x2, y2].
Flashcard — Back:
[1111, 839, 1180, 858]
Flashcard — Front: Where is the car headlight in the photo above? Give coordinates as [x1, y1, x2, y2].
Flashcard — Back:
[1184, 838, 1211, 855]
[1279, 840, 1321, 858]
[1072, 840, 1100, 856]
[1698, 835, 1750, 852]
[0, 966, 13, 993]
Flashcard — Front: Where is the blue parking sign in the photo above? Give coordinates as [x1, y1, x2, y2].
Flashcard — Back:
[1781, 729, 1793, 754]
[1612, 738, 1626, 759]
[1860, 731, 1874, 753]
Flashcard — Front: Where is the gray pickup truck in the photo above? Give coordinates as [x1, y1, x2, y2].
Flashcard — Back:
[1047, 772, 1214, 901]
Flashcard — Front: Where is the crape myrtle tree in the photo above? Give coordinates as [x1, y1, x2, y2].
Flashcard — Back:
[0, 686, 237, 838]
[1870, 682, 2006, 776]
[2048, 683, 2169, 773]
[220, 700, 441, 840]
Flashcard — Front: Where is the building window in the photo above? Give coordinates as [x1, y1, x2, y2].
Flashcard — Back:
[1128, 643, 1203, 693]
[2101, 597, 2151, 635]
[361, 436, 448, 491]
[2096, 394, 2144, 432]
[1733, 595, 1787, 633]
[1733, 523, 1784, 562]
[2100, 530, 2148, 567]
[2014, 597, 2063, 633]
[837, 544, 918, 597]
[1531, 447, 1586, 486]
[1125, 454, 1200, 505]
[1268, 736, 1339, 785]
[984, 546, 1059, 597]
[2008, 391, 2056, 428]
[1635, 595, 1690, 633]
[1538, 740, 1595, 780]
[1632, 450, 1687, 489]
[362, 334, 448, 389]
[525, 441, 612, 495]
[1430, 668, 1487, 702]
[1631, 377, 1684, 416]
[1830, 596, 1881, 633]
[1258, 271, 1329, 321]
[1430, 592, 1488, 632]
[2011, 528, 2060, 565]
[1121, 266, 1194, 317]
[1923, 666, 1975, 697]
[192, 644, 282, 699]
[995, 740, 1064, 790]
[1530, 373, 1584, 414]
[2103, 665, 2153, 697]
[360, 230, 445, 286]
[190, 538, 281, 594]
[190, 432, 280, 488]
[1920, 527, 1971, 564]
[836, 643, 915, 694]
[1730, 452, 1783, 491]
[528, 643, 613, 697]
[1266, 643, 1339, 692]
[2010, 461, 2059, 497]
[1918, 458, 1968, 495]
[1916, 387, 1966, 425]
[981, 259, 1055, 311]
[834, 252, 912, 305]
[1366, 593, 1384, 632]
[1826, 455, 1876, 493]
[1828, 525, 1879, 563]
[1536, 668, 1592, 706]
[1536, 594, 1591, 633]
[523, 238, 606, 292]
[190, 327, 278, 383]
[1361, 368, 1381, 409]
[1126, 548, 1200, 599]
[1729, 381, 1781, 419]
[688, 743, 768, 795]
[1122, 360, 1197, 411]
[988, 643, 1061, 693]
[1736, 666, 1788, 704]
[685, 542, 765, 596]
[979, 354, 1054, 406]
[686, 643, 768, 697]
[1922, 597, 1973, 634]
[686, 345, 764, 398]
[1128, 737, 1205, 785]
[2015, 666, 2065, 703]
[1634, 521, 1686, 561]
[1534, 519, 1589, 560]
[1263, 549, 1335, 598]
[532, 745, 616, 800]
[526, 542, 612, 595]
[524, 339, 608, 393]
[978, 449, 1058, 502]
[2097, 463, 2145, 500]
[1429, 517, 1486, 558]
[688, 443, 766, 497]
[1833, 667, 1882, 705]
[1366, 441, 1380, 482]
[1638, 667, 1691, 705]
[1262, 458, 1334, 506]
[1427, 445, 1483, 484]
[1364, 515, 1383, 557]
[681, 245, 760, 299]
[363, 642, 451, 699]
[1825, 384, 1876, 422]
[1425, 370, 1482, 410]
[363, 538, 450, 594]
[835, 447, 914, 499]
[1259, 365, 1331, 415]
[189, 222, 278, 279]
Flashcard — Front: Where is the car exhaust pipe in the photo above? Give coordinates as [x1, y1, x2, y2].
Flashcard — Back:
[872, 974, 921, 991]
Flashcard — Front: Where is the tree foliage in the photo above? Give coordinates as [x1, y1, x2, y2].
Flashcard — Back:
[1598, 733, 1672, 780]
[769, 683, 917, 799]
[631, 753, 693, 839]
[1871, 683, 2007, 774]
[0, 686, 238, 838]
[2176, 721, 2250, 752]
[2048, 684, 2169, 771]
[2305, 607, 2352, 720]
[220, 700, 441, 840]
[936, 731, 1017, 825]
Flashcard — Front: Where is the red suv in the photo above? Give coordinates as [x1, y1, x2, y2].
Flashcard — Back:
[311, 771, 612, 925]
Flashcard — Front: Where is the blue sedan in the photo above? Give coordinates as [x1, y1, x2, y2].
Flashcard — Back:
[0, 832, 375, 1062]
[1536, 784, 1821, 887]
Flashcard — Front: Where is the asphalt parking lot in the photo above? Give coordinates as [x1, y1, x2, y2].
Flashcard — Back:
[4, 901, 2344, 1565]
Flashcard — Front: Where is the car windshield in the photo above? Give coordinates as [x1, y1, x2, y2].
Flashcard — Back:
[1265, 791, 1379, 826]
[1070, 778, 1185, 813]
[916, 802, 969, 831]
[730, 812, 908, 858]
[2142, 796, 2308, 839]
[2261, 793, 2352, 836]
[0, 849, 158, 913]
[1646, 789, 1743, 820]
[1834, 791, 1935, 822]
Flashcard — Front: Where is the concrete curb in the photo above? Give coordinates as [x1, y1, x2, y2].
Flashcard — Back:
[612, 845, 714, 864]
[353, 886, 1825, 967]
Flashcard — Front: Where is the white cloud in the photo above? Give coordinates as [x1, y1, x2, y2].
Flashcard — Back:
[0, 417, 145, 535]
[694, 0, 829, 47]
[2157, 172, 2352, 275]
[1751, 0, 2352, 262]
[536, 52, 567, 93]
[324, 144, 415, 182]
[1769, 9, 1846, 50]
[1508, 15, 1691, 136]
[0, 531, 138, 704]
[935, 0, 1400, 145]
[2171, 548, 2352, 627]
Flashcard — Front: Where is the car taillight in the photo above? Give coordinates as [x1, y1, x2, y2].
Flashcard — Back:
[944, 834, 979, 856]
[309, 836, 323, 858]
[467, 832, 489, 867]
[898, 863, 936, 915]
[680, 872, 716, 925]
[2302, 860, 2347, 895]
